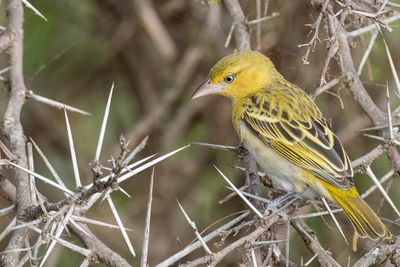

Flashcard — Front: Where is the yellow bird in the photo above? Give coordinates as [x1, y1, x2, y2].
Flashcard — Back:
[192, 50, 390, 240]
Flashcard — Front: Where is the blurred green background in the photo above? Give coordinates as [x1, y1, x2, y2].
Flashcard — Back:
[0, 0, 400, 266]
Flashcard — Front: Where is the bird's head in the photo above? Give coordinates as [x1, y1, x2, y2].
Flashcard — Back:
[192, 51, 280, 100]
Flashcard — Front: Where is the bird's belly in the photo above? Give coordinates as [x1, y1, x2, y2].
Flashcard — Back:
[239, 122, 310, 193]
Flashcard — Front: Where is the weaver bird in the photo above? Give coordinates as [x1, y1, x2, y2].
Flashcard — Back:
[192, 51, 391, 241]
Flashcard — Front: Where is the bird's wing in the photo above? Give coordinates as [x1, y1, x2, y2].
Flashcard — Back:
[240, 90, 353, 189]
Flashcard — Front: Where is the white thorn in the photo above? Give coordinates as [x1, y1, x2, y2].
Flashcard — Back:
[64, 109, 81, 187]
[95, 83, 114, 161]
[214, 165, 263, 218]
[366, 167, 400, 217]
[106, 194, 136, 257]
[321, 197, 348, 245]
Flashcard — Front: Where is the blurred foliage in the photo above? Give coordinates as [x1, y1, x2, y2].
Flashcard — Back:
[0, 0, 400, 266]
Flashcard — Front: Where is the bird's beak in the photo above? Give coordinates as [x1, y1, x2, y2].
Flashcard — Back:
[191, 79, 223, 100]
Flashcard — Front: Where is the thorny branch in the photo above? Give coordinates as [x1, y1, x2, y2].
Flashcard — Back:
[222, 0, 251, 51]
[1, 0, 400, 266]
[159, 0, 400, 266]
[71, 224, 131, 267]
[0, 2, 181, 265]
[291, 219, 341, 267]
[1, 0, 31, 266]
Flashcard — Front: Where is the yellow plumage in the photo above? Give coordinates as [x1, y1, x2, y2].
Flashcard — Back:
[192, 50, 391, 240]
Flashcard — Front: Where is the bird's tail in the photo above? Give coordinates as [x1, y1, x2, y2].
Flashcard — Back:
[330, 188, 391, 240]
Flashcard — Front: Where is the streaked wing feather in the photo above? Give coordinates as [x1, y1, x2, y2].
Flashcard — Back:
[242, 92, 353, 189]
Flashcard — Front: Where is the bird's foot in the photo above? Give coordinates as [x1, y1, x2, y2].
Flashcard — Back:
[272, 191, 298, 207]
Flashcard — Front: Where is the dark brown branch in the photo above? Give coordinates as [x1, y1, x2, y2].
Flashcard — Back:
[1, 0, 31, 265]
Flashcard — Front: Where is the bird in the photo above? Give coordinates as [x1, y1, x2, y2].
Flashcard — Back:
[192, 50, 391, 241]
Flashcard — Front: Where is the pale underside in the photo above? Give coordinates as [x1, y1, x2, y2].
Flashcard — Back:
[238, 120, 334, 201]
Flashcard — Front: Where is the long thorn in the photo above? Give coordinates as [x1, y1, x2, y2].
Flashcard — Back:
[361, 169, 394, 199]
[94, 83, 114, 161]
[71, 215, 133, 231]
[382, 37, 400, 96]
[141, 168, 155, 267]
[7, 160, 74, 195]
[107, 194, 136, 257]
[118, 144, 190, 184]
[321, 197, 348, 245]
[85, 153, 157, 190]
[176, 200, 213, 255]
[64, 109, 81, 187]
[26, 90, 90, 115]
[155, 212, 249, 267]
[27, 142, 37, 205]
[30, 138, 68, 196]
[214, 165, 263, 218]
[123, 135, 149, 165]
[366, 167, 400, 217]
[21, 0, 47, 21]
[386, 83, 394, 139]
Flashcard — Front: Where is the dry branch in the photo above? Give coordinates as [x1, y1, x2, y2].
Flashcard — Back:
[126, 3, 221, 148]
[1, 1, 400, 266]
[223, 0, 251, 51]
[1, 0, 31, 265]
[352, 237, 400, 267]
[133, 0, 177, 62]
[291, 219, 341, 267]
[71, 223, 132, 267]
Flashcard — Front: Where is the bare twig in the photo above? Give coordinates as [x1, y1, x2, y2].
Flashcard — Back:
[155, 211, 250, 267]
[352, 237, 400, 267]
[26, 90, 91, 116]
[223, 0, 251, 51]
[352, 144, 386, 172]
[176, 200, 213, 255]
[298, 0, 330, 64]
[311, 77, 342, 99]
[346, 12, 400, 38]
[291, 219, 341, 267]
[71, 223, 132, 267]
[64, 109, 81, 187]
[215, 166, 263, 218]
[133, 0, 177, 62]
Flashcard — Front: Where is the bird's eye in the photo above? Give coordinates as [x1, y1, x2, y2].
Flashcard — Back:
[224, 74, 235, 84]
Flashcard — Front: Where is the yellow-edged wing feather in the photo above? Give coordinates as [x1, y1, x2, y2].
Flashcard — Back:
[238, 84, 353, 189]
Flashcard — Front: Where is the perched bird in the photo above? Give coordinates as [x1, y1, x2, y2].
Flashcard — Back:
[192, 51, 391, 241]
